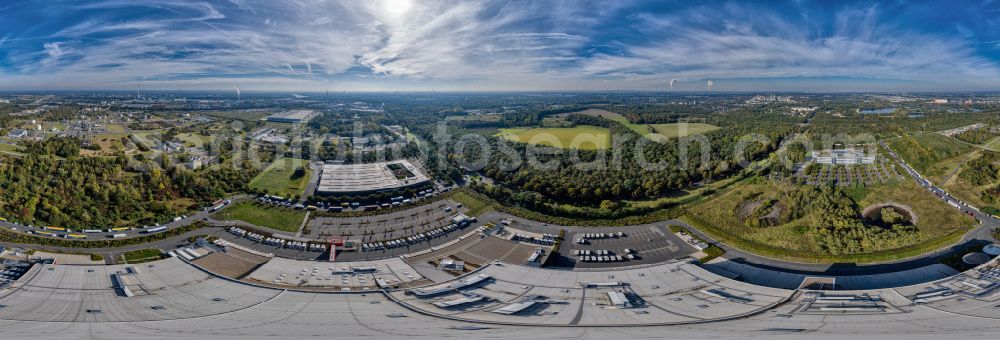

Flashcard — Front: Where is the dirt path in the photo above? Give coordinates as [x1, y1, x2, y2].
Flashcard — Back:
[941, 150, 979, 186]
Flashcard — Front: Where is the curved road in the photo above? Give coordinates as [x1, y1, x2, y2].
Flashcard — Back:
[1, 144, 997, 283]
[673, 142, 999, 276]
[0, 194, 249, 240]
[0, 226, 224, 265]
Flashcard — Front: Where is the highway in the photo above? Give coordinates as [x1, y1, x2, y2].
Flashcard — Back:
[660, 142, 999, 278]
[0, 195, 245, 241]
[0, 141, 995, 283]
[880, 140, 1000, 232]
[0, 225, 223, 265]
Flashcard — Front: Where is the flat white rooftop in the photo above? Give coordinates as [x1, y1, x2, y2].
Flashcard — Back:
[266, 109, 316, 123]
[317, 160, 430, 195]
[0, 256, 1000, 339]
[246, 256, 424, 289]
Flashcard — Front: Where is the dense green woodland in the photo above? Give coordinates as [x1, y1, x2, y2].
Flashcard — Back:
[604, 104, 717, 124]
[0, 146, 256, 228]
[20, 136, 82, 157]
[962, 151, 1000, 187]
[961, 151, 1000, 209]
[807, 112, 999, 139]
[953, 126, 999, 145]
[747, 185, 918, 255]
[888, 133, 970, 172]
[452, 116, 794, 221]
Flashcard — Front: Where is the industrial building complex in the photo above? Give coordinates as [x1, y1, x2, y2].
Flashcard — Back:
[265, 109, 318, 124]
[316, 160, 432, 195]
[811, 148, 877, 165]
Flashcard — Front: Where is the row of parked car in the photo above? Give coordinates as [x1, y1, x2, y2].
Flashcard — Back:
[511, 233, 559, 246]
[361, 222, 463, 252]
[573, 248, 638, 262]
[257, 188, 446, 213]
[575, 232, 627, 244]
[227, 227, 329, 252]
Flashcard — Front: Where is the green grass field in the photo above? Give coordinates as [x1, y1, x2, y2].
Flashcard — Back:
[176, 133, 214, 148]
[941, 150, 1000, 208]
[986, 136, 1000, 151]
[540, 117, 574, 128]
[623, 176, 739, 209]
[648, 123, 720, 138]
[887, 133, 971, 174]
[450, 190, 494, 216]
[249, 157, 311, 198]
[445, 115, 502, 122]
[559, 109, 719, 141]
[686, 179, 974, 263]
[942, 170, 990, 208]
[202, 111, 271, 122]
[105, 124, 127, 133]
[496, 126, 610, 150]
[0, 143, 24, 156]
[119, 248, 163, 264]
[888, 132, 999, 207]
[212, 201, 306, 232]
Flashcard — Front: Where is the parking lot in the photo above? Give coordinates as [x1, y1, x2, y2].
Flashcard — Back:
[211, 212, 489, 262]
[305, 200, 465, 242]
[786, 161, 903, 187]
[549, 225, 697, 269]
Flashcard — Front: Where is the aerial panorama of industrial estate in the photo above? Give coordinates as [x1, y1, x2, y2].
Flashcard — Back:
[2, 1, 1000, 339]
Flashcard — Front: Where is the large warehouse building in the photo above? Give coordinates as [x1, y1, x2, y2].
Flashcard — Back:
[316, 160, 431, 196]
[812, 148, 876, 165]
[266, 110, 318, 124]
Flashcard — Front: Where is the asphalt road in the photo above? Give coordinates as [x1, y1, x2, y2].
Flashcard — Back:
[881, 140, 999, 234]
[2, 142, 996, 280]
[302, 160, 323, 199]
[0, 226, 224, 265]
[0, 194, 248, 241]
[670, 143, 1000, 276]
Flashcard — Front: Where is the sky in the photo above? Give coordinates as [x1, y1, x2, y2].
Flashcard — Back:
[1, 0, 999, 92]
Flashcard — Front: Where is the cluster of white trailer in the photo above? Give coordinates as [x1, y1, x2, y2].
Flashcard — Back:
[510, 233, 558, 246]
[167, 247, 206, 261]
[361, 222, 462, 252]
[228, 227, 328, 252]
[575, 231, 626, 244]
[573, 249, 634, 262]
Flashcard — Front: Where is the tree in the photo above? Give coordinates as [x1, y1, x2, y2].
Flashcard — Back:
[599, 200, 617, 211]
[881, 207, 905, 226]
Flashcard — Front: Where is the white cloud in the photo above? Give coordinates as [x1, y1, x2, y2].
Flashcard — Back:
[0, 0, 998, 91]
[43, 42, 63, 58]
[575, 4, 1000, 88]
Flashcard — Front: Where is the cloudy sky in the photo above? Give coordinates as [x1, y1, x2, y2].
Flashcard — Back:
[1, 0, 999, 92]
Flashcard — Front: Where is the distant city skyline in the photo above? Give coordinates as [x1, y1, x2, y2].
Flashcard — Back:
[1, 0, 999, 92]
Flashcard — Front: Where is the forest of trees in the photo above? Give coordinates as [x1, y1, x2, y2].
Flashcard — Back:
[604, 104, 715, 124]
[20, 136, 82, 157]
[737, 184, 919, 255]
[308, 112, 396, 137]
[960, 151, 1000, 209]
[469, 117, 792, 204]
[427, 112, 796, 221]
[0, 144, 257, 228]
[807, 187, 919, 255]
[960, 151, 1000, 187]
[953, 126, 999, 145]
